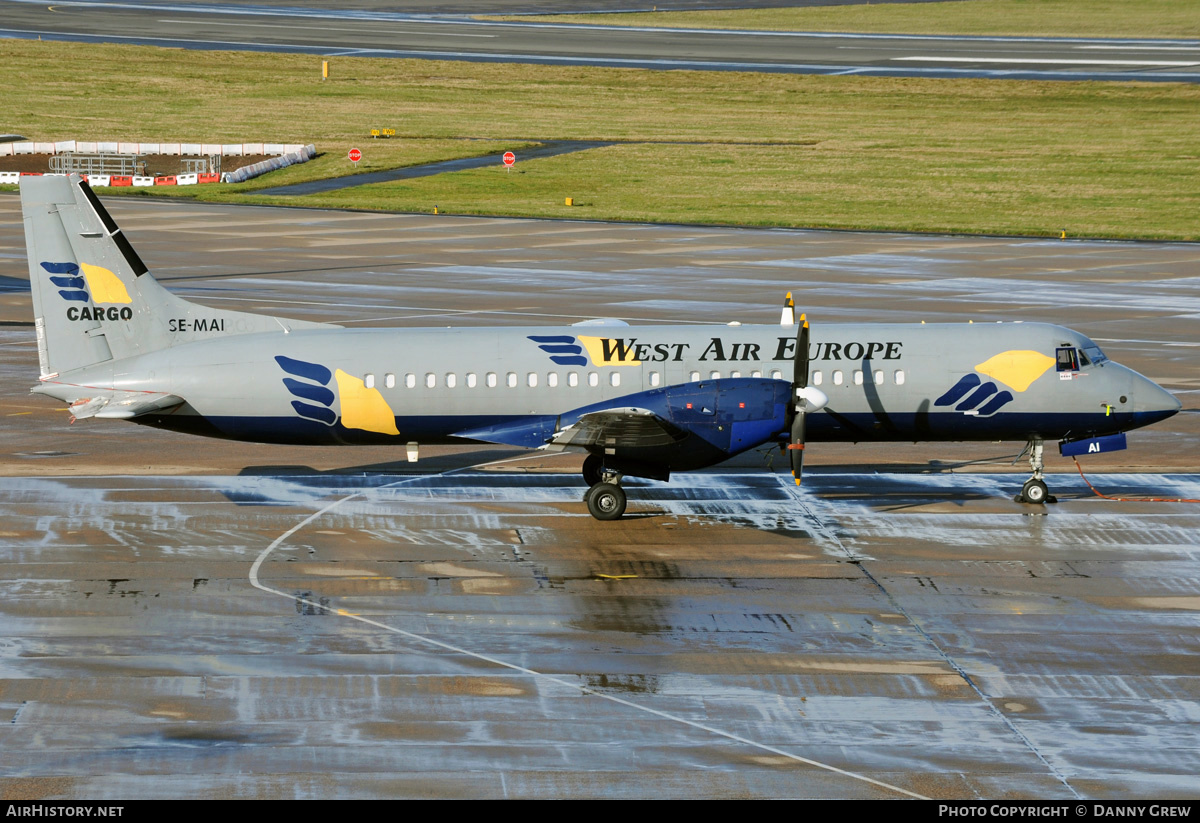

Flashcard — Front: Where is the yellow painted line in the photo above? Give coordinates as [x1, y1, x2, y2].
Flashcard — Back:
[596, 574, 638, 580]
[5, 412, 32, 416]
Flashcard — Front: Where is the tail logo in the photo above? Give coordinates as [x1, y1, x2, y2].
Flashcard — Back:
[41, 262, 131, 305]
[936, 350, 1056, 416]
[275, 356, 399, 435]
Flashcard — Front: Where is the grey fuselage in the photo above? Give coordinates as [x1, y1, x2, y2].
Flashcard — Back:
[36, 319, 1179, 449]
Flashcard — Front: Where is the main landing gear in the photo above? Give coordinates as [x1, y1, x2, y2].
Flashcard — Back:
[1016, 437, 1057, 505]
[583, 455, 626, 520]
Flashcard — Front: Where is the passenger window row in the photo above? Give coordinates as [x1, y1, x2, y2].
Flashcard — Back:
[362, 368, 907, 389]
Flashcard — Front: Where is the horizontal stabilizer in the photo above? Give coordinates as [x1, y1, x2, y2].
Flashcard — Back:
[66, 391, 185, 421]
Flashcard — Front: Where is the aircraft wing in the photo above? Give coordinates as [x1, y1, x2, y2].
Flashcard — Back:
[545, 407, 688, 452]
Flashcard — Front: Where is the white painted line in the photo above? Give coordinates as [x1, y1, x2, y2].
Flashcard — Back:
[892, 56, 1199, 67]
[157, 19, 497, 37]
[248, 467, 928, 800]
[1077, 45, 1200, 52]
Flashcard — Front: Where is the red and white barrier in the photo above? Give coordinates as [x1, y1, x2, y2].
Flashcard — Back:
[2, 140, 316, 186]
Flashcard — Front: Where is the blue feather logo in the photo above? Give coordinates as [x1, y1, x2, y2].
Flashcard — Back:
[41, 262, 90, 303]
[935, 374, 1014, 417]
[528, 335, 588, 367]
[275, 356, 336, 425]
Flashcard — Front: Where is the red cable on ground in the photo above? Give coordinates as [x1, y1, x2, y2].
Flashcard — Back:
[1072, 458, 1200, 503]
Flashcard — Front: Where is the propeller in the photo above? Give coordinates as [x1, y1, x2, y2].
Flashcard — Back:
[786, 312, 828, 486]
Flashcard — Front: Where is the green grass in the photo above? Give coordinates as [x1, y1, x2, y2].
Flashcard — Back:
[4, 39, 1199, 240]
[495, 0, 1200, 38]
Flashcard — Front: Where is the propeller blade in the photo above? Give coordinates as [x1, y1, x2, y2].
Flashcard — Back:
[788, 313, 810, 485]
[789, 411, 805, 485]
[794, 313, 809, 390]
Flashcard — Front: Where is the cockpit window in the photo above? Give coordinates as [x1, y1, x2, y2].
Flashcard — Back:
[1056, 347, 1079, 372]
[1082, 345, 1107, 365]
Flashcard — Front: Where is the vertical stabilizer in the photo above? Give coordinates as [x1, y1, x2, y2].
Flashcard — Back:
[20, 174, 334, 379]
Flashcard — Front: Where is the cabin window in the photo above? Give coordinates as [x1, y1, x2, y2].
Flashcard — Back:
[710, 370, 720, 381]
[425, 373, 436, 389]
[770, 370, 783, 381]
[364, 373, 375, 389]
[751, 370, 762, 379]
[1056, 347, 1079, 372]
[649, 371, 661, 387]
[405, 373, 416, 389]
[568, 372, 579, 388]
[446, 373, 457, 388]
[812, 371, 822, 386]
[690, 371, 701, 382]
[731, 370, 742, 379]
[833, 370, 844, 386]
[894, 369, 905, 385]
[874, 370, 884, 385]
[527, 372, 538, 388]
[385, 373, 395, 389]
[610, 372, 621, 387]
[507, 372, 517, 388]
[486, 372, 497, 388]
[588, 372, 599, 387]
[466, 373, 477, 388]
[548, 372, 558, 388]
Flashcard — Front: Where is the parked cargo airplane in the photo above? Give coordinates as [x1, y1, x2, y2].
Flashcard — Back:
[19, 175, 1181, 518]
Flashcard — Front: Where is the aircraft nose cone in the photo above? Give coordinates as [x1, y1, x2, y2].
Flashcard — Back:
[1133, 376, 1181, 426]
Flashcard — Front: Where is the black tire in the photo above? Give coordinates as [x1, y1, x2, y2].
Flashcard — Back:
[582, 454, 605, 487]
[586, 482, 626, 521]
[1022, 479, 1048, 504]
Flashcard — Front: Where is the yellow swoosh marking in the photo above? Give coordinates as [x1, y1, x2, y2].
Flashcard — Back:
[577, 335, 640, 366]
[79, 263, 132, 304]
[974, 350, 1056, 392]
[334, 369, 399, 435]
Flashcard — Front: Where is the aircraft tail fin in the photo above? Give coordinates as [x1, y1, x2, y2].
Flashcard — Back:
[21, 173, 334, 379]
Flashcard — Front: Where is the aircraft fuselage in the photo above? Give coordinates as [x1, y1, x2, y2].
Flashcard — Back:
[37, 320, 1178, 450]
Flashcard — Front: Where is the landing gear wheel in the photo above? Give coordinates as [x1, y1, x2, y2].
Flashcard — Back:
[582, 454, 605, 488]
[586, 482, 626, 521]
[1021, 478, 1048, 504]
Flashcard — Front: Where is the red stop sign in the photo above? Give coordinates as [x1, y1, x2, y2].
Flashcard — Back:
[503, 151, 515, 167]
[348, 148, 362, 162]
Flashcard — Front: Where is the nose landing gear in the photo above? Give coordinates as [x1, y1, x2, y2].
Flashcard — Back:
[1017, 437, 1058, 504]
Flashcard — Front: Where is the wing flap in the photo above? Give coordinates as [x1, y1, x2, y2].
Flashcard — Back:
[547, 407, 687, 452]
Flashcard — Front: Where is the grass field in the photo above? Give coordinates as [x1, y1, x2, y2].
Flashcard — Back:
[500, 0, 1200, 38]
[4, 38, 1198, 240]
